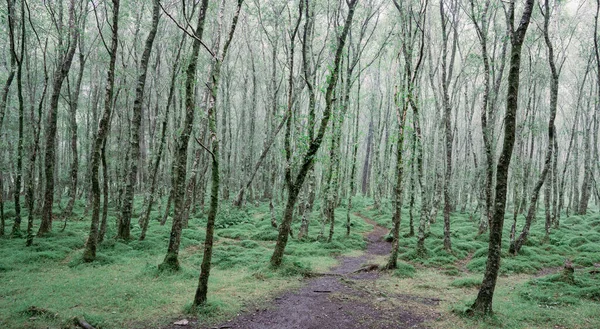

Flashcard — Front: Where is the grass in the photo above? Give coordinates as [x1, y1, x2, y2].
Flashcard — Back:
[360, 198, 600, 328]
[0, 197, 370, 328]
[1, 195, 599, 329]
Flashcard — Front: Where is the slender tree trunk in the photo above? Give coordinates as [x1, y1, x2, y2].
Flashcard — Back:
[139, 33, 185, 240]
[119, 0, 160, 240]
[386, 93, 408, 270]
[471, 0, 534, 315]
[26, 43, 49, 246]
[193, 0, 243, 307]
[63, 44, 86, 218]
[270, 0, 357, 268]
[39, 0, 79, 236]
[11, 0, 25, 237]
[160, 0, 210, 271]
[83, 0, 119, 262]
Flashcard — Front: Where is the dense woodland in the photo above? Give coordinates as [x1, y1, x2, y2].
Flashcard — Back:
[1, 0, 600, 328]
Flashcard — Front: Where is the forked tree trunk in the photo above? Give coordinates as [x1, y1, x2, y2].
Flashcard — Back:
[119, 0, 160, 240]
[39, 0, 79, 236]
[160, 0, 210, 271]
[83, 0, 119, 262]
[470, 0, 534, 315]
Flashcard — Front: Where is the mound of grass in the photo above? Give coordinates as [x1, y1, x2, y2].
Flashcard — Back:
[392, 262, 416, 278]
[519, 269, 600, 307]
[450, 277, 481, 288]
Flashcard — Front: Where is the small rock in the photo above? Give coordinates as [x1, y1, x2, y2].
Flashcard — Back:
[376, 297, 387, 302]
[174, 319, 189, 326]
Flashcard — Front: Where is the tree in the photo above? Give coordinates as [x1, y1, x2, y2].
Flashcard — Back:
[193, 0, 244, 307]
[159, 0, 210, 271]
[119, 0, 160, 240]
[38, 0, 80, 236]
[470, 0, 535, 315]
[83, 0, 120, 262]
[510, 0, 561, 254]
[270, 0, 358, 268]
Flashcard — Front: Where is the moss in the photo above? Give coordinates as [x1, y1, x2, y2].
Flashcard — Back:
[451, 277, 481, 288]
[240, 240, 260, 249]
[567, 236, 588, 247]
[577, 243, 600, 253]
[393, 262, 416, 278]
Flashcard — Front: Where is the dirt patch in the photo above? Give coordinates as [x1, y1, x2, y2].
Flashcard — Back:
[168, 212, 440, 329]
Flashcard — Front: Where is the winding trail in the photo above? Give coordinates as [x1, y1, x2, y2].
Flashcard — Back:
[194, 213, 439, 329]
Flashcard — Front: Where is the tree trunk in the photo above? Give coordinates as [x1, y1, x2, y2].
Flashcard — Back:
[470, 0, 534, 315]
[270, 0, 357, 268]
[119, 0, 160, 240]
[139, 33, 185, 240]
[63, 43, 86, 218]
[39, 0, 79, 236]
[159, 0, 210, 271]
[193, 0, 243, 307]
[83, 0, 119, 262]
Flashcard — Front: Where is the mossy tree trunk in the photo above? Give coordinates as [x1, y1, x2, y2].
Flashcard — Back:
[270, 0, 357, 268]
[39, 0, 79, 237]
[159, 0, 210, 271]
[509, 0, 559, 255]
[11, 0, 25, 238]
[193, 0, 243, 307]
[470, 0, 534, 315]
[139, 33, 185, 241]
[83, 0, 119, 262]
[119, 0, 160, 240]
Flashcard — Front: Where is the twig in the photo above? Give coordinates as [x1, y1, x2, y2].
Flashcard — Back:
[194, 136, 216, 161]
[74, 316, 96, 329]
[158, 1, 216, 60]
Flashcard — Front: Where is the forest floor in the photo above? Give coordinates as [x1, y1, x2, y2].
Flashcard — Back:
[1, 198, 600, 329]
[181, 213, 440, 329]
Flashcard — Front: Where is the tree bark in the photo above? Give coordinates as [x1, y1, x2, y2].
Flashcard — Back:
[119, 0, 160, 240]
[470, 0, 534, 315]
[83, 0, 119, 262]
[38, 0, 79, 236]
[159, 0, 210, 271]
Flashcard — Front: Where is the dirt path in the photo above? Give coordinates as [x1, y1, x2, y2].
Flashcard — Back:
[186, 213, 439, 329]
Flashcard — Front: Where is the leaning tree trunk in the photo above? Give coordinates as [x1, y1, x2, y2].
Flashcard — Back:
[119, 0, 160, 240]
[270, 0, 357, 268]
[83, 0, 119, 262]
[470, 0, 534, 315]
[159, 0, 210, 271]
[38, 0, 79, 236]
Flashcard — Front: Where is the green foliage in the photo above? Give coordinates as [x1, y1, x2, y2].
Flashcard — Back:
[518, 269, 600, 306]
[450, 277, 481, 288]
[392, 262, 416, 278]
[0, 196, 598, 329]
[0, 197, 370, 328]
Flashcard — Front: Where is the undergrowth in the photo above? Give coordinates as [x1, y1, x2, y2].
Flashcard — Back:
[0, 196, 369, 328]
[0, 195, 598, 329]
